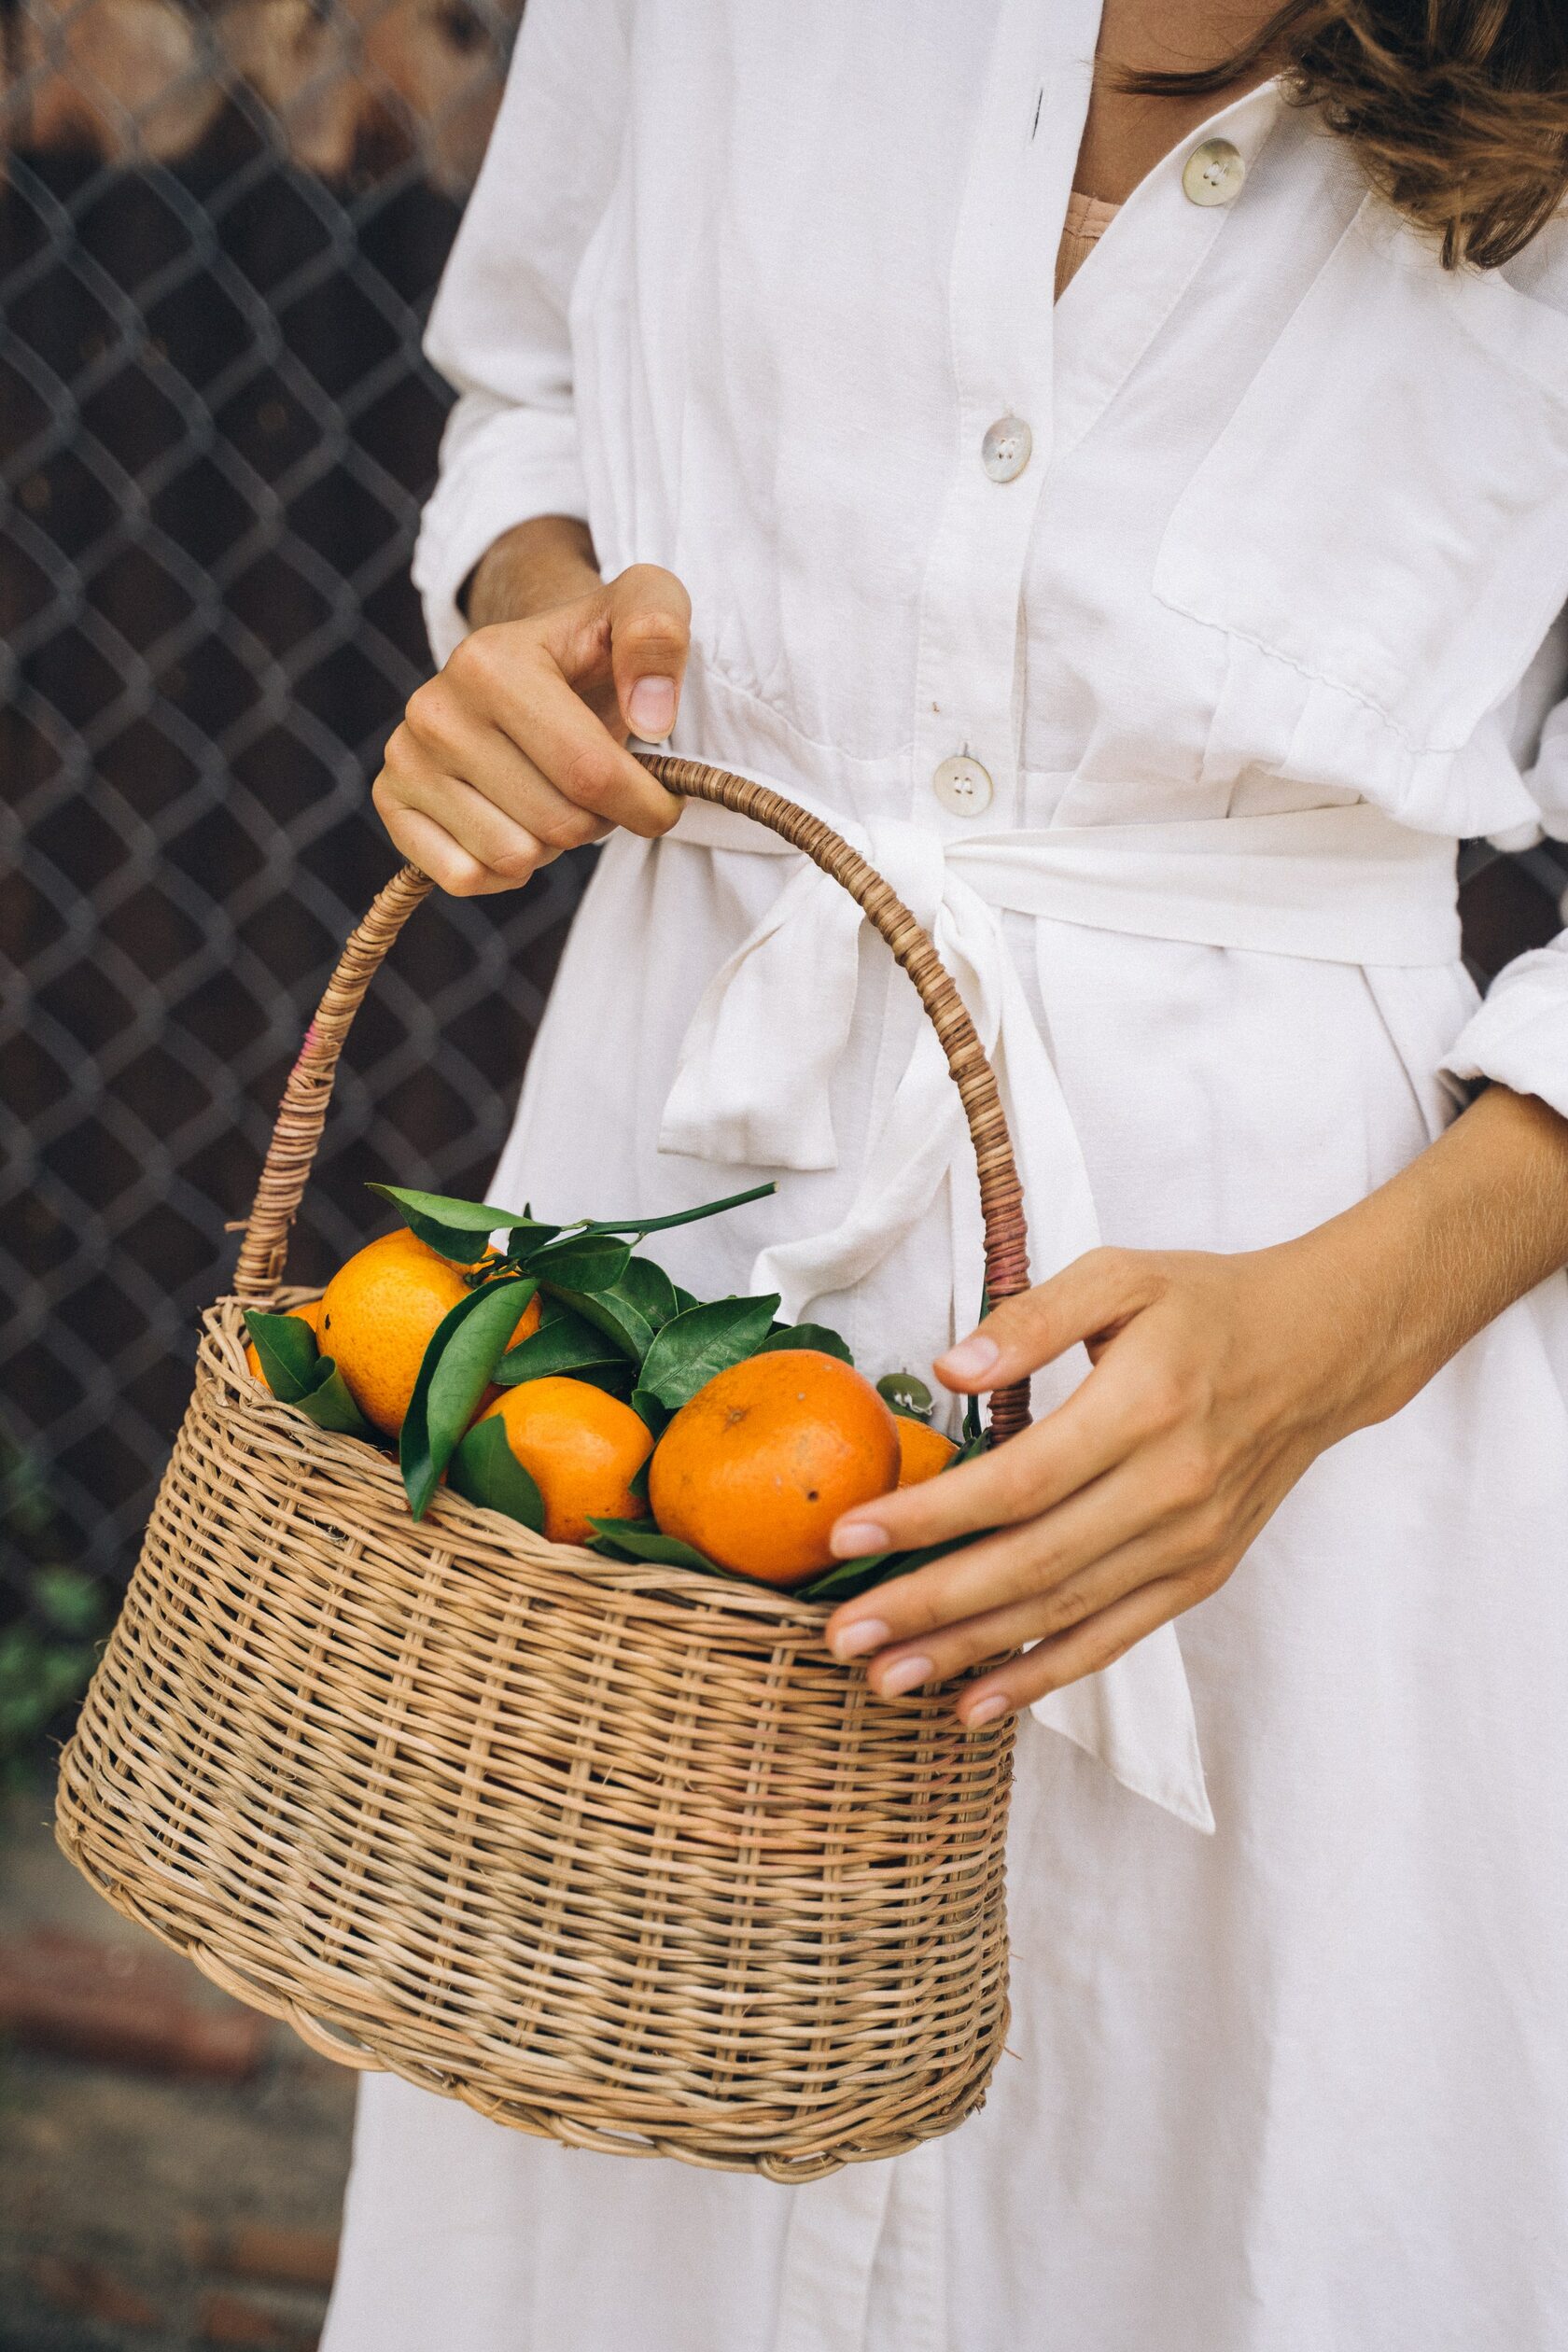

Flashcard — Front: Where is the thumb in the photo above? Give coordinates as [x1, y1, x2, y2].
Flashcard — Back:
[933, 1248, 1161, 1391]
[606, 563, 692, 742]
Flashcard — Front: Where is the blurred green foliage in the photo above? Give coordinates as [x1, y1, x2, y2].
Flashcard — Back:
[0, 1422, 105, 1784]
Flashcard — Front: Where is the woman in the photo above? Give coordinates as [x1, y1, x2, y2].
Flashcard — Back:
[324, 3, 1568, 2346]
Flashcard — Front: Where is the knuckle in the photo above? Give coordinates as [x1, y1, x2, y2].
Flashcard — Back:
[486, 841, 542, 883]
[642, 788, 683, 836]
[897, 1574, 961, 1639]
[619, 608, 689, 663]
[1134, 1364, 1191, 1435]
[1034, 1575, 1089, 1636]
[1084, 1627, 1137, 1678]
[444, 628, 498, 691]
[988, 1290, 1046, 1348]
[1169, 1496, 1230, 1565]
[1188, 1498, 1235, 1556]
[440, 852, 489, 898]
[403, 678, 453, 746]
[378, 726, 417, 784]
[981, 1441, 1044, 1521]
[1173, 1561, 1221, 1608]
[1022, 1530, 1069, 1586]
[559, 743, 616, 809]
[533, 802, 600, 852]
[1163, 1439, 1221, 1512]
[1085, 1243, 1141, 1297]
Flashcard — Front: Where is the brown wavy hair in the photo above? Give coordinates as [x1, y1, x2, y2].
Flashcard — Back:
[1124, 2, 1568, 268]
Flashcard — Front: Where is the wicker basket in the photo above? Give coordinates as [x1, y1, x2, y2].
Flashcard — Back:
[55, 755, 1033, 2180]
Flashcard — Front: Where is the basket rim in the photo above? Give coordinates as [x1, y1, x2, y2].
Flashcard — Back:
[206, 1293, 841, 1629]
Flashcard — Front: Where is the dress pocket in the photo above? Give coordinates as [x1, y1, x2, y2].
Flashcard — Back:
[1153, 199, 1568, 757]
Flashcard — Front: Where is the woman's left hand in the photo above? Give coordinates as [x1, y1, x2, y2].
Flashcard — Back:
[823, 1235, 1406, 1727]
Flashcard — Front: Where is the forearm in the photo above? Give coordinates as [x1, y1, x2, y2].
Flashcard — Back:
[1295, 1083, 1568, 1436]
[465, 514, 602, 629]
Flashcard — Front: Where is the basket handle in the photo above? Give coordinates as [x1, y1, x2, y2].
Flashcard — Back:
[234, 754, 1033, 1440]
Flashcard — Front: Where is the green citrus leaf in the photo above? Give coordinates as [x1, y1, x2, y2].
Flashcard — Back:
[505, 1218, 562, 1259]
[876, 1370, 933, 1421]
[618, 1253, 681, 1333]
[399, 1277, 539, 1519]
[791, 1551, 895, 1603]
[761, 1323, 853, 1365]
[795, 1526, 997, 1604]
[294, 1359, 378, 1441]
[243, 1309, 321, 1401]
[367, 1183, 555, 1264]
[447, 1414, 546, 1533]
[522, 1232, 634, 1292]
[496, 1302, 625, 1387]
[587, 1517, 727, 1574]
[636, 1294, 782, 1411]
[569, 1361, 637, 1400]
[245, 1310, 376, 1437]
[629, 1387, 671, 1436]
[540, 1282, 656, 1364]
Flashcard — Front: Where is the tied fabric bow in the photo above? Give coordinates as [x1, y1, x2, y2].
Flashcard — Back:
[657, 791, 1214, 1834]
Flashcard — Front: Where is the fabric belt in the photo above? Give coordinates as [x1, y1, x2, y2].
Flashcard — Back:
[670, 792, 1462, 963]
[654, 786, 1462, 1837]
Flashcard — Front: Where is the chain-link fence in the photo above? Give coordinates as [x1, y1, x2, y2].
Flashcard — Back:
[4, 4, 1568, 1769]
[0, 0, 602, 1765]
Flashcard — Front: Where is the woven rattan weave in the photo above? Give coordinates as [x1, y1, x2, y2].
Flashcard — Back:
[56, 759, 1029, 2177]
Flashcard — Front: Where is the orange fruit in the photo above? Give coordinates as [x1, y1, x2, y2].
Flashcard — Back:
[895, 1418, 958, 1487]
[245, 1298, 322, 1390]
[318, 1229, 541, 1436]
[648, 1349, 900, 1587]
[477, 1378, 653, 1547]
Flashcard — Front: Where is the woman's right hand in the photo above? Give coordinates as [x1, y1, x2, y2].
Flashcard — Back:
[373, 541, 691, 895]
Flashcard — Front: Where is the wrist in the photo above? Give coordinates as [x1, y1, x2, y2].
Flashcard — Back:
[1265, 1085, 1568, 1444]
[464, 515, 601, 629]
[1269, 1206, 1441, 1444]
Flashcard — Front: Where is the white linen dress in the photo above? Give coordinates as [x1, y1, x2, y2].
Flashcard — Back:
[322, 3, 1568, 2345]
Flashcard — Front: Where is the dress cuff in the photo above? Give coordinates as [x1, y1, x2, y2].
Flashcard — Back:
[1441, 936, 1568, 1122]
[413, 396, 589, 666]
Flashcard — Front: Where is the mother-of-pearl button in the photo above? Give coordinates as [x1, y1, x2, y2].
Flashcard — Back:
[981, 415, 1032, 483]
[932, 755, 993, 817]
[1182, 137, 1246, 207]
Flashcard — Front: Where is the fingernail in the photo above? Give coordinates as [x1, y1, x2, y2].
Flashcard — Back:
[830, 1521, 889, 1560]
[831, 1617, 889, 1661]
[936, 1333, 1000, 1383]
[963, 1693, 1010, 1728]
[876, 1655, 932, 1697]
[627, 676, 676, 738]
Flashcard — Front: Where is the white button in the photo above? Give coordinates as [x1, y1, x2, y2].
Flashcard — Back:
[1182, 137, 1246, 207]
[932, 755, 993, 818]
[981, 415, 1032, 483]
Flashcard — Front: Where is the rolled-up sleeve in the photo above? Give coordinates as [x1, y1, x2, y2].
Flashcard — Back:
[1443, 649, 1568, 1120]
[413, 0, 627, 665]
